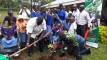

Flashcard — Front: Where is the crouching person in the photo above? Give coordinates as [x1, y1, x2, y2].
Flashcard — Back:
[26, 16, 48, 56]
[63, 14, 90, 60]
[0, 34, 18, 55]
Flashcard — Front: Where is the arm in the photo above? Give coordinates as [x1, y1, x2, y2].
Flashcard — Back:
[86, 12, 92, 28]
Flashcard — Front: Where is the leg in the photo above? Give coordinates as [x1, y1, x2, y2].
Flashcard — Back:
[27, 37, 34, 56]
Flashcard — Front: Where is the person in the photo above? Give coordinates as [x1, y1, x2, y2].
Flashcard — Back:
[57, 4, 66, 24]
[31, 5, 41, 18]
[65, 6, 72, 19]
[2, 10, 16, 27]
[46, 10, 53, 42]
[26, 16, 48, 56]
[2, 10, 16, 38]
[0, 30, 18, 55]
[16, 15, 27, 49]
[67, 14, 77, 35]
[76, 5, 92, 37]
[19, 5, 30, 19]
[72, 4, 80, 21]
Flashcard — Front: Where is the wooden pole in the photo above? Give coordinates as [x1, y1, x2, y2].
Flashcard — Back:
[9, 39, 40, 58]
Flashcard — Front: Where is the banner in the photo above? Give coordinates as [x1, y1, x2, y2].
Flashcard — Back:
[85, 0, 103, 48]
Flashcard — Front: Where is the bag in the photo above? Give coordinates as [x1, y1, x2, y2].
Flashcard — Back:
[85, 27, 99, 48]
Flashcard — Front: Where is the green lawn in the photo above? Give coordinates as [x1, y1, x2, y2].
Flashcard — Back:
[83, 44, 107, 60]
[0, 11, 107, 60]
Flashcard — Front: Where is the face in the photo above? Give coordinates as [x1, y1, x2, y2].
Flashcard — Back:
[73, 6, 76, 11]
[68, 17, 75, 23]
[18, 18, 24, 22]
[8, 13, 13, 17]
[72, 5, 77, 11]
[79, 5, 84, 12]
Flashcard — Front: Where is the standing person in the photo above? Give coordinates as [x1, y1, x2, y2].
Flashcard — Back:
[31, 5, 41, 18]
[65, 6, 72, 19]
[57, 4, 66, 24]
[46, 10, 53, 42]
[19, 5, 31, 19]
[16, 15, 27, 49]
[2, 10, 16, 38]
[76, 5, 91, 37]
[67, 14, 77, 35]
[72, 4, 80, 21]
[26, 17, 48, 56]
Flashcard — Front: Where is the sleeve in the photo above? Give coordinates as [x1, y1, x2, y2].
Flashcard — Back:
[19, 9, 22, 14]
[27, 9, 31, 15]
[42, 19, 47, 31]
[73, 22, 77, 30]
[26, 19, 35, 34]
[86, 12, 91, 24]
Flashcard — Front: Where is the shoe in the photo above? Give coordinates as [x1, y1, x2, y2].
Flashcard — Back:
[80, 48, 91, 55]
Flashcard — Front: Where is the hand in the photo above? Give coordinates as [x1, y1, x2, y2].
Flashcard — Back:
[26, 43, 30, 47]
[88, 23, 92, 28]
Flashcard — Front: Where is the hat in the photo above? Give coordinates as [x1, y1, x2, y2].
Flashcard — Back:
[17, 15, 29, 20]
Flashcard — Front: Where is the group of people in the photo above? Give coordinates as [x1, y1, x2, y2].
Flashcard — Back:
[0, 4, 93, 59]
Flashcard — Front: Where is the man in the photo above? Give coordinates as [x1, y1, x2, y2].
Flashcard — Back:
[26, 16, 47, 56]
[72, 4, 80, 21]
[57, 4, 66, 24]
[65, 6, 72, 19]
[76, 5, 92, 37]
[31, 5, 41, 18]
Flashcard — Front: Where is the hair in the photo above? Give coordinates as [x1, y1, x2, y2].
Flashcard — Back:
[37, 16, 44, 25]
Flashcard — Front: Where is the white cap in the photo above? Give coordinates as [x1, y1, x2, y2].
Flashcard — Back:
[17, 15, 29, 20]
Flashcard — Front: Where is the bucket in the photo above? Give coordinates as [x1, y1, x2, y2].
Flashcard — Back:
[0, 54, 9, 60]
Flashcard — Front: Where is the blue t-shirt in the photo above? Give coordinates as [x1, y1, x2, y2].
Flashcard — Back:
[46, 15, 53, 26]
[40, 12, 47, 19]
[31, 11, 41, 18]
[64, 22, 71, 30]
[57, 9, 66, 21]
[1, 37, 17, 48]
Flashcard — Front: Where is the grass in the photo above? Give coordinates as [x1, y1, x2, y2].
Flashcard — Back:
[0, 11, 107, 60]
[83, 44, 107, 60]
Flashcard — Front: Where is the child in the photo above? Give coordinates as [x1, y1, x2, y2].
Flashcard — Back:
[0, 31, 18, 55]
[16, 15, 27, 49]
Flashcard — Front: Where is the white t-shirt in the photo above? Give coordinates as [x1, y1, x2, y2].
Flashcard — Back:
[26, 17, 47, 38]
[76, 10, 91, 25]
[68, 21, 77, 34]
[72, 9, 80, 21]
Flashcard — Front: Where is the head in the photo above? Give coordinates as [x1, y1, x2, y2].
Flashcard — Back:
[59, 4, 64, 10]
[32, 5, 37, 11]
[37, 17, 44, 25]
[72, 4, 77, 11]
[67, 13, 75, 23]
[79, 5, 85, 12]
[66, 6, 71, 12]
[8, 10, 13, 17]
[18, 18, 24, 22]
